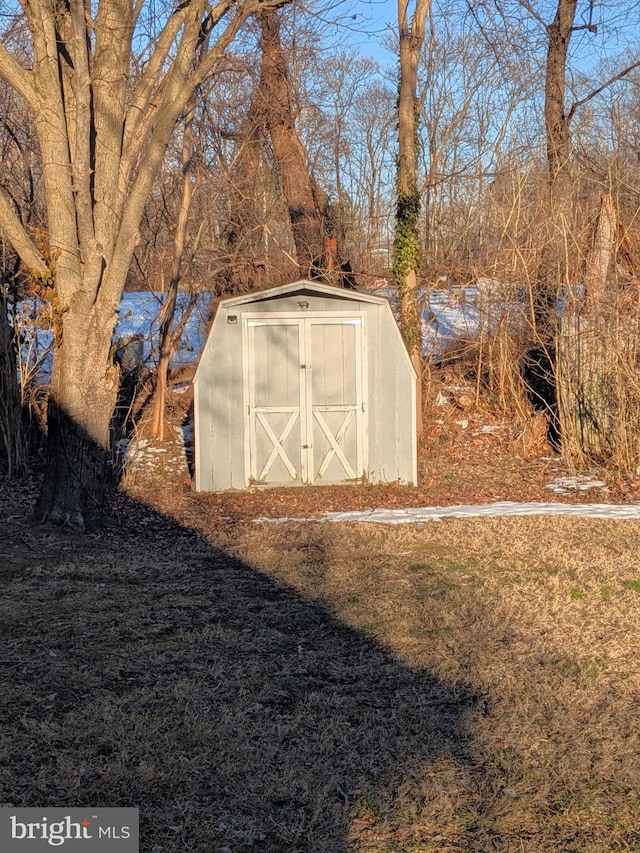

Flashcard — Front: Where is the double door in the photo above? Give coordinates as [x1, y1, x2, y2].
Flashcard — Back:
[243, 314, 367, 486]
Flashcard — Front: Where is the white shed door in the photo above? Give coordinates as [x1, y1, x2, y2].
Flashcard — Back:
[244, 315, 367, 486]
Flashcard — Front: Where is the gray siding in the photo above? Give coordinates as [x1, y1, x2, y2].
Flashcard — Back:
[366, 306, 416, 484]
[195, 310, 245, 490]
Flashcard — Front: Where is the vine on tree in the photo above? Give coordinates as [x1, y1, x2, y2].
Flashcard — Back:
[393, 186, 422, 350]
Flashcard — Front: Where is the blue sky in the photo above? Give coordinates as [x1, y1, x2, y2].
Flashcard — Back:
[330, 0, 398, 64]
[340, 0, 640, 75]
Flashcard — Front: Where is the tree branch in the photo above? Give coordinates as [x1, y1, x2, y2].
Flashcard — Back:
[0, 44, 38, 109]
[109, 0, 292, 300]
[121, 2, 192, 165]
[0, 189, 49, 280]
[398, 0, 431, 44]
[121, 0, 276, 184]
[92, 0, 137, 260]
[69, 0, 96, 253]
[514, 0, 548, 30]
[187, 0, 292, 98]
[29, 1, 83, 294]
[568, 60, 640, 119]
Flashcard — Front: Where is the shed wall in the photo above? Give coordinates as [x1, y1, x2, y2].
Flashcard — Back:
[365, 305, 416, 484]
[195, 311, 246, 491]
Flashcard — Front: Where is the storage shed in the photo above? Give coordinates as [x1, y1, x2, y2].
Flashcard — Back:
[193, 280, 417, 491]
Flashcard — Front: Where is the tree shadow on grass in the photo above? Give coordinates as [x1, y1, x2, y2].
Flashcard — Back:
[0, 483, 479, 852]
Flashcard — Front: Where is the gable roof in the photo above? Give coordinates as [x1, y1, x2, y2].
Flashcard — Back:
[216, 279, 389, 308]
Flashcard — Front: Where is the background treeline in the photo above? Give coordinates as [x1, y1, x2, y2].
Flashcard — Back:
[2, 0, 640, 482]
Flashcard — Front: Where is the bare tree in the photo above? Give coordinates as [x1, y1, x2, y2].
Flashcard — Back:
[304, 54, 396, 282]
[528, 1, 640, 443]
[149, 99, 199, 442]
[0, 0, 289, 527]
[257, 9, 329, 279]
[395, 0, 432, 431]
[0, 64, 44, 476]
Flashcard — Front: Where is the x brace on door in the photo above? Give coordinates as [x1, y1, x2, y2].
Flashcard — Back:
[314, 408, 357, 479]
[255, 410, 299, 481]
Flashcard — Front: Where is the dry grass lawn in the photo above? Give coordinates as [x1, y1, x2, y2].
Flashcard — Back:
[2, 478, 640, 852]
[220, 517, 640, 852]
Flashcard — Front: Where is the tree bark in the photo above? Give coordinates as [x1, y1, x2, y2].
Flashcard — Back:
[583, 194, 617, 315]
[221, 84, 280, 289]
[32, 400, 113, 528]
[545, 0, 577, 198]
[32, 303, 121, 526]
[258, 10, 327, 278]
[558, 194, 621, 459]
[150, 100, 197, 441]
[395, 0, 431, 436]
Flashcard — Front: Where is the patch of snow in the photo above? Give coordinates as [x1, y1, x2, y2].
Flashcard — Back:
[422, 286, 526, 361]
[115, 291, 211, 368]
[177, 420, 193, 439]
[15, 291, 211, 381]
[256, 501, 640, 524]
[545, 475, 607, 495]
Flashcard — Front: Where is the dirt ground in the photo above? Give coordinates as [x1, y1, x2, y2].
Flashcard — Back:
[120, 381, 640, 528]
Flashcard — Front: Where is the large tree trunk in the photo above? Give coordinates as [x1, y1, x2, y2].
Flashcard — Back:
[32, 317, 120, 526]
[525, 0, 578, 442]
[258, 10, 327, 278]
[395, 0, 431, 436]
[221, 86, 282, 289]
[32, 401, 112, 528]
[545, 0, 577, 197]
[583, 194, 617, 315]
[558, 194, 624, 460]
